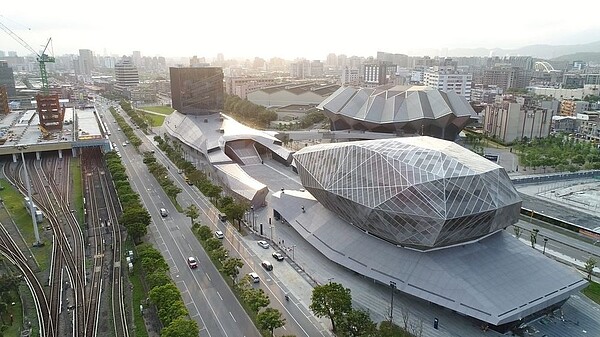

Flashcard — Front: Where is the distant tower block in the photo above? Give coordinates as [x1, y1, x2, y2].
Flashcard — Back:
[36, 94, 64, 130]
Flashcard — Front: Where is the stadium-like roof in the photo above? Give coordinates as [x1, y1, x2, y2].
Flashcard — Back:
[272, 189, 586, 327]
[317, 85, 476, 140]
[293, 136, 522, 249]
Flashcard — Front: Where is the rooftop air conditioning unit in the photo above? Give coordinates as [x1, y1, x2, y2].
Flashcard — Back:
[204, 119, 208, 123]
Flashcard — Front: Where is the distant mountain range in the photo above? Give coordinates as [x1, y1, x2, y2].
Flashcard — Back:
[406, 40, 600, 61]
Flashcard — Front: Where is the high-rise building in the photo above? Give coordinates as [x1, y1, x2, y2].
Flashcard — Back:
[0, 61, 16, 96]
[340, 67, 359, 86]
[114, 57, 139, 92]
[169, 67, 224, 115]
[132, 51, 142, 67]
[326, 53, 337, 68]
[484, 95, 553, 143]
[362, 62, 395, 86]
[482, 65, 531, 90]
[423, 65, 472, 100]
[78, 49, 94, 76]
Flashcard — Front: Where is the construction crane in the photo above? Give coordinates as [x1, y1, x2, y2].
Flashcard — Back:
[0, 20, 55, 94]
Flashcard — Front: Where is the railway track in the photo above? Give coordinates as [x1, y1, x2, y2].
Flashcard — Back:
[3, 150, 129, 337]
[0, 216, 54, 337]
[4, 156, 85, 336]
[81, 147, 130, 337]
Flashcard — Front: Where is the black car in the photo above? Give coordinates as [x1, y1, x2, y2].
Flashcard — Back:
[272, 252, 284, 261]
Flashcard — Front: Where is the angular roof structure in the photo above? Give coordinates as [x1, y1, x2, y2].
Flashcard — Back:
[273, 136, 587, 328]
[293, 136, 522, 249]
[271, 189, 586, 327]
[318, 85, 476, 140]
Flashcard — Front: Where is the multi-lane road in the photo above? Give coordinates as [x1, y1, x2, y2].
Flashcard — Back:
[97, 101, 328, 337]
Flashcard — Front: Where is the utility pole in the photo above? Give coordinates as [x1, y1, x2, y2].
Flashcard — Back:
[18, 146, 42, 246]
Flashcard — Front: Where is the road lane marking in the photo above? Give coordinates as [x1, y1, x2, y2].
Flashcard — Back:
[229, 311, 237, 323]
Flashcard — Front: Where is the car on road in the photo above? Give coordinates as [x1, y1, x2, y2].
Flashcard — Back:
[218, 213, 227, 222]
[261, 260, 273, 271]
[187, 257, 198, 269]
[272, 252, 284, 261]
[249, 272, 260, 283]
[215, 230, 224, 239]
[160, 208, 168, 217]
[258, 240, 269, 249]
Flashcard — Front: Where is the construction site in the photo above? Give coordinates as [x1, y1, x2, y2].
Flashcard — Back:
[0, 22, 109, 159]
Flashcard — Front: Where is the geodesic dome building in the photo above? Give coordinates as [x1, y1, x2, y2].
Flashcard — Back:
[293, 136, 522, 249]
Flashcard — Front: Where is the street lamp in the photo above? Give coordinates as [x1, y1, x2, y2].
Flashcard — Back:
[543, 238, 548, 255]
[389, 281, 397, 322]
[327, 277, 334, 284]
[17, 146, 42, 247]
[269, 225, 274, 243]
[290, 245, 297, 260]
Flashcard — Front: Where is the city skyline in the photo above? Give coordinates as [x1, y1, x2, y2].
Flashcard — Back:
[1, 0, 600, 61]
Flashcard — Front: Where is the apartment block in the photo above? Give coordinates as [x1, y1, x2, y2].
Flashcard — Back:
[484, 95, 553, 143]
[225, 77, 278, 99]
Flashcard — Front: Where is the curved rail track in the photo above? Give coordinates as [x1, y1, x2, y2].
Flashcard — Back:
[2, 150, 129, 337]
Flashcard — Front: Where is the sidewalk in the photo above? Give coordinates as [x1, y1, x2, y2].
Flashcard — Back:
[517, 236, 600, 283]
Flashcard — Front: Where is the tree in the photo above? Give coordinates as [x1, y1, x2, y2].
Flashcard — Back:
[147, 271, 173, 289]
[126, 222, 148, 243]
[204, 238, 223, 252]
[209, 246, 228, 262]
[161, 317, 199, 337]
[242, 288, 270, 313]
[197, 225, 213, 241]
[185, 204, 200, 225]
[257, 308, 286, 336]
[221, 257, 244, 283]
[310, 282, 352, 332]
[513, 226, 521, 239]
[120, 207, 151, 228]
[149, 283, 182, 309]
[158, 300, 188, 326]
[337, 309, 377, 337]
[584, 257, 597, 281]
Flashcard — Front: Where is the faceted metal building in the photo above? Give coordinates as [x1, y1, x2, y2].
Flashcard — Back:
[317, 85, 476, 140]
[293, 136, 522, 249]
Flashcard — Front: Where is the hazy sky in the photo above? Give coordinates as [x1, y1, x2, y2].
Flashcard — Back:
[1, 0, 600, 61]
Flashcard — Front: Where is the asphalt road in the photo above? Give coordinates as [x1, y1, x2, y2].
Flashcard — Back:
[98, 102, 260, 337]
[98, 101, 327, 337]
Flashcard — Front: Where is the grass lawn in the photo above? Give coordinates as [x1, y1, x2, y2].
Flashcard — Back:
[143, 113, 166, 127]
[0, 179, 52, 270]
[1, 290, 23, 337]
[70, 158, 84, 225]
[583, 281, 600, 305]
[142, 106, 174, 115]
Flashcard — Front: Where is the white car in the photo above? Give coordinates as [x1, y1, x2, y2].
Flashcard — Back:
[248, 272, 260, 283]
[215, 230, 224, 239]
[187, 257, 198, 269]
[160, 208, 168, 217]
[258, 240, 269, 249]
